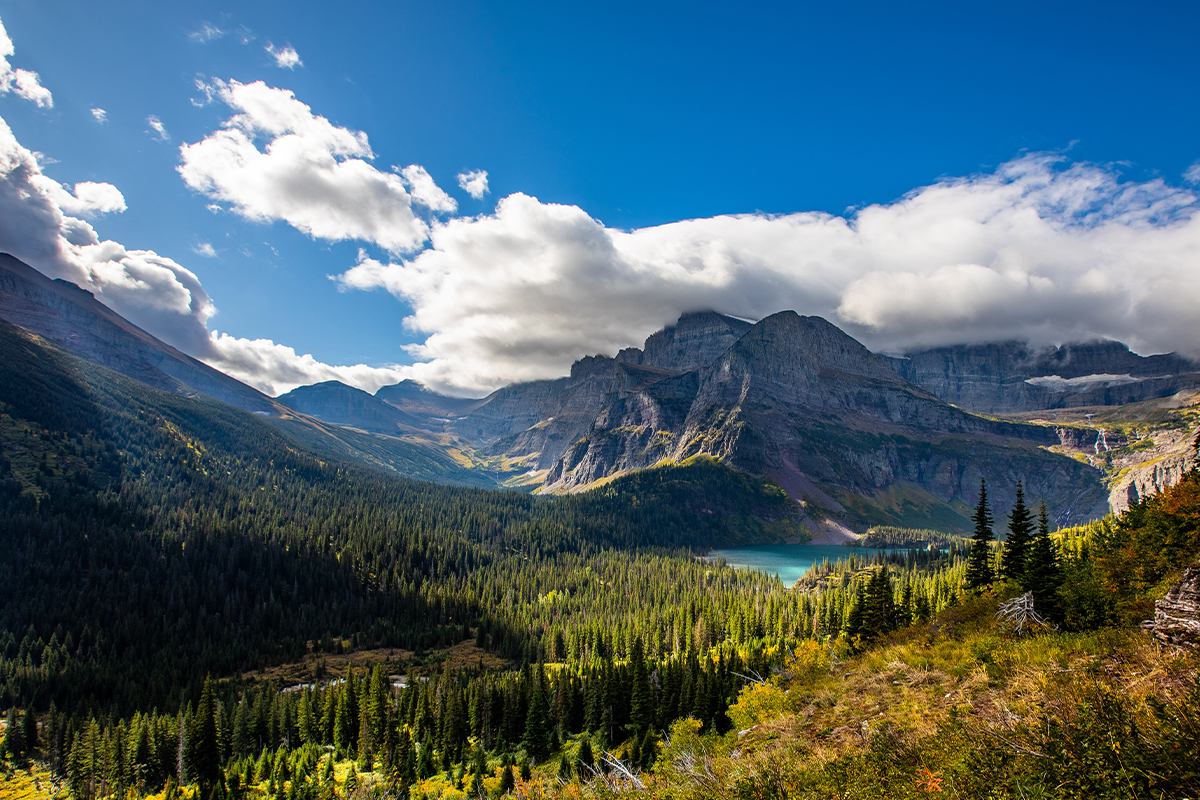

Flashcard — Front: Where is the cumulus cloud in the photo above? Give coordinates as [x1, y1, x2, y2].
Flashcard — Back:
[399, 164, 457, 213]
[265, 43, 302, 69]
[334, 155, 1200, 396]
[90, 107, 107, 124]
[207, 333, 404, 396]
[193, 241, 216, 257]
[179, 79, 431, 252]
[0, 107, 406, 396]
[457, 169, 489, 199]
[0, 15, 52, 108]
[147, 115, 170, 141]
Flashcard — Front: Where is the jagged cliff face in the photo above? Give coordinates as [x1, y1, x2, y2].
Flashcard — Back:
[616, 311, 753, 371]
[547, 312, 1108, 530]
[887, 340, 1200, 414]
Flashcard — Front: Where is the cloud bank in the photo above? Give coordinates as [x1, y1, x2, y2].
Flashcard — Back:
[335, 156, 1200, 396]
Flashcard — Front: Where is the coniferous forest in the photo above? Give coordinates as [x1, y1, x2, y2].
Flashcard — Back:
[2, 321, 1199, 799]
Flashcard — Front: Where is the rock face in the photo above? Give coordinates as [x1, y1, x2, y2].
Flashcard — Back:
[886, 340, 1200, 414]
[278, 380, 424, 434]
[0, 253, 276, 414]
[1109, 429, 1200, 515]
[616, 311, 753, 371]
[1146, 566, 1200, 649]
[546, 312, 1109, 530]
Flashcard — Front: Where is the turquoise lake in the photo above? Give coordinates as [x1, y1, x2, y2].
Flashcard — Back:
[706, 543, 888, 586]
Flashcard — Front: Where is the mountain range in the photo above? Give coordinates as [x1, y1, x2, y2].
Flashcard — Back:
[4, 252, 1197, 538]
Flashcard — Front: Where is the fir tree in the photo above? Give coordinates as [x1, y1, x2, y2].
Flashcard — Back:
[627, 637, 653, 737]
[576, 738, 594, 780]
[1000, 481, 1034, 582]
[522, 665, 551, 760]
[188, 676, 222, 790]
[499, 763, 516, 794]
[4, 706, 24, 760]
[1024, 502, 1063, 618]
[965, 479, 996, 590]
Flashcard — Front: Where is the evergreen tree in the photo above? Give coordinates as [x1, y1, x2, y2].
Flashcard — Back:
[627, 637, 652, 737]
[499, 763, 516, 794]
[638, 727, 658, 771]
[188, 676, 222, 790]
[863, 566, 896, 637]
[1000, 481, 1034, 582]
[842, 581, 867, 641]
[965, 479, 996, 590]
[522, 665, 551, 760]
[4, 706, 24, 759]
[576, 738, 594, 780]
[1024, 502, 1063, 618]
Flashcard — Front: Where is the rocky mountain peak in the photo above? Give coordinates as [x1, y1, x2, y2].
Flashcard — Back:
[617, 310, 753, 371]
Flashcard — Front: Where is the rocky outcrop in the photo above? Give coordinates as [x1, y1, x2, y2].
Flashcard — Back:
[278, 380, 424, 434]
[546, 312, 1108, 530]
[616, 311, 752, 371]
[466, 357, 683, 469]
[0, 253, 277, 414]
[886, 340, 1200, 414]
[1109, 428, 1200, 514]
[1145, 566, 1200, 649]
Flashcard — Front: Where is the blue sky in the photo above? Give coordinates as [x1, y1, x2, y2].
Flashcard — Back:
[0, 1, 1198, 395]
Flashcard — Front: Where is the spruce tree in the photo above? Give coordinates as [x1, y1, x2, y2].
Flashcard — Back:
[4, 706, 24, 759]
[188, 676, 222, 790]
[1024, 502, 1063, 618]
[627, 637, 652, 737]
[964, 479, 996, 591]
[999, 481, 1034, 582]
[522, 665, 551, 760]
[575, 738, 594, 780]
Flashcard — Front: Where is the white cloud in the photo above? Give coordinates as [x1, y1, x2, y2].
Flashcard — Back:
[265, 43, 302, 69]
[399, 164, 457, 213]
[1185, 161, 1200, 185]
[30, 176, 126, 217]
[147, 115, 170, 141]
[90, 107, 107, 124]
[188, 22, 226, 43]
[0, 15, 52, 108]
[334, 155, 1200, 396]
[457, 169, 489, 199]
[0, 108, 408, 397]
[193, 241, 217, 257]
[207, 333, 404, 396]
[178, 79, 430, 252]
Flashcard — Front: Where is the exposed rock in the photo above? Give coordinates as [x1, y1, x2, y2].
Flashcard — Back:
[0, 253, 277, 414]
[886, 340, 1200, 414]
[617, 311, 753, 371]
[1145, 566, 1200, 650]
[1109, 428, 1200, 514]
[277, 380, 424, 434]
[546, 312, 1109, 530]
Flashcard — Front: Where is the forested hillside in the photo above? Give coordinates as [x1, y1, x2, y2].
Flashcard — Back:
[2, 312, 1198, 800]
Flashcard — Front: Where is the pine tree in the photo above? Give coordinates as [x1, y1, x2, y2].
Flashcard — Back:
[188, 676, 222, 790]
[965, 479, 996, 590]
[522, 665, 551, 760]
[499, 763, 516, 794]
[575, 738, 594, 780]
[1000, 481, 1034, 582]
[863, 566, 896, 637]
[1024, 502, 1063, 618]
[4, 706, 24, 759]
[627, 637, 652, 737]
